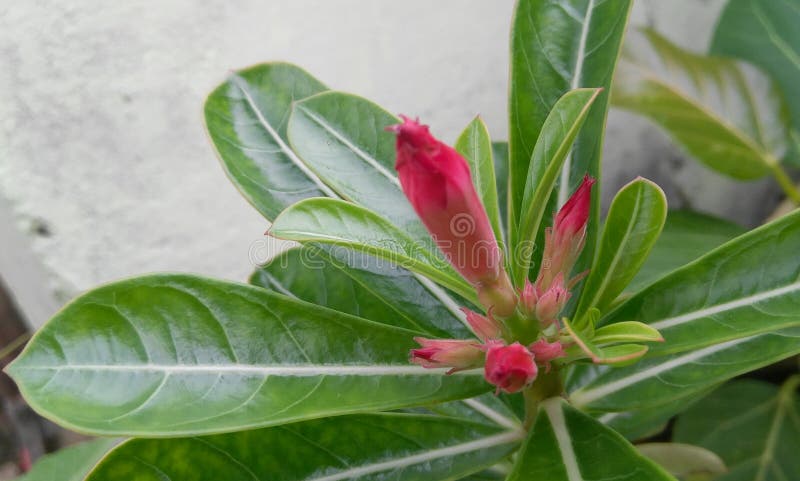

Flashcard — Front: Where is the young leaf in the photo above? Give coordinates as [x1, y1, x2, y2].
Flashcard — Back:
[674, 377, 800, 481]
[455, 117, 504, 247]
[563, 317, 649, 366]
[513, 88, 602, 285]
[17, 439, 117, 481]
[508, 0, 633, 238]
[507, 398, 676, 481]
[84, 414, 524, 481]
[592, 321, 664, 345]
[250, 246, 472, 339]
[576, 178, 667, 316]
[6, 275, 488, 436]
[627, 210, 745, 293]
[268, 198, 477, 303]
[613, 28, 791, 180]
[712, 0, 800, 146]
[204, 63, 333, 220]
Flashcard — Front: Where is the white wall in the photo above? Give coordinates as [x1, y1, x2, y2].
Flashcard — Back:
[0, 0, 781, 328]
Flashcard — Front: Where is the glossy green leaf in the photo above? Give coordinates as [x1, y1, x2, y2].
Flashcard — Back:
[570, 329, 800, 412]
[250, 246, 471, 339]
[16, 439, 117, 481]
[7, 275, 488, 436]
[427, 393, 523, 432]
[456, 117, 504, 246]
[637, 443, 726, 480]
[508, 0, 632, 277]
[613, 28, 790, 179]
[268, 198, 476, 303]
[287, 92, 432, 244]
[204, 63, 333, 220]
[628, 210, 745, 293]
[85, 413, 523, 481]
[712, 0, 800, 147]
[571, 211, 800, 411]
[577, 178, 667, 315]
[597, 209, 800, 357]
[507, 398, 675, 481]
[513, 88, 602, 285]
[674, 377, 800, 481]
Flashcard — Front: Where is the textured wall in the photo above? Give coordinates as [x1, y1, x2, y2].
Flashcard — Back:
[0, 0, 783, 327]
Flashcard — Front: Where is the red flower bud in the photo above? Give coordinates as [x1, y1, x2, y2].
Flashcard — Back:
[410, 337, 484, 374]
[529, 339, 567, 373]
[484, 342, 537, 394]
[389, 116, 516, 316]
[461, 308, 504, 341]
[518, 279, 540, 318]
[536, 175, 595, 291]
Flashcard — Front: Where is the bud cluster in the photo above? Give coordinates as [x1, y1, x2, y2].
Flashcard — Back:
[390, 116, 597, 394]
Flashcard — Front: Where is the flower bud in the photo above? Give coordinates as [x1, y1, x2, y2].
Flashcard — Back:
[389, 116, 516, 316]
[484, 342, 537, 394]
[518, 279, 540, 318]
[461, 308, 504, 341]
[536, 175, 595, 291]
[529, 339, 567, 373]
[410, 337, 484, 374]
[534, 274, 570, 324]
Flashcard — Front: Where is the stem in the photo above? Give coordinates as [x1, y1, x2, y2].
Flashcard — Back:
[769, 162, 800, 205]
[522, 369, 564, 430]
[0, 332, 31, 360]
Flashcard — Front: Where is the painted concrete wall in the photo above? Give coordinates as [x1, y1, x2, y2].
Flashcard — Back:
[0, 0, 782, 328]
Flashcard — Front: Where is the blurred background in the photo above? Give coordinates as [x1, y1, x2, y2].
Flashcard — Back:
[0, 0, 792, 476]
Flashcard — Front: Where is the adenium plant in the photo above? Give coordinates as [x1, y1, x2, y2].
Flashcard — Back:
[7, 1, 800, 480]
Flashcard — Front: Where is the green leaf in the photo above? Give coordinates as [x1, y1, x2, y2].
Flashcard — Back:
[570, 329, 800, 412]
[7, 275, 488, 436]
[456, 117, 504, 247]
[508, 0, 632, 269]
[637, 443, 726, 480]
[507, 398, 675, 481]
[674, 377, 800, 481]
[711, 0, 800, 146]
[513, 88, 602, 285]
[577, 177, 667, 315]
[250, 246, 472, 339]
[287, 92, 432, 244]
[84, 413, 523, 481]
[571, 212, 800, 412]
[492, 142, 509, 242]
[204, 63, 333, 220]
[627, 210, 745, 293]
[427, 393, 522, 431]
[598, 209, 800, 357]
[268, 198, 477, 303]
[613, 28, 790, 179]
[16, 439, 117, 481]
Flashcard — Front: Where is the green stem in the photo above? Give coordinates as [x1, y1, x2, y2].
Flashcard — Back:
[523, 369, 564, 430]
[769, 162, 800, 205]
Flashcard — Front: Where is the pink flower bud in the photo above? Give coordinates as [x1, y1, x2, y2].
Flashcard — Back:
[484, 342, 537, 394]
[410, 337, 484, 374]
[518, 279, 540, 318]
[460, 308, 504, 341]
[389, 116, 516, 316]
[536, 175, 595, 291]
[529, 339, 567, 373]
[534, 274, 570, 323]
